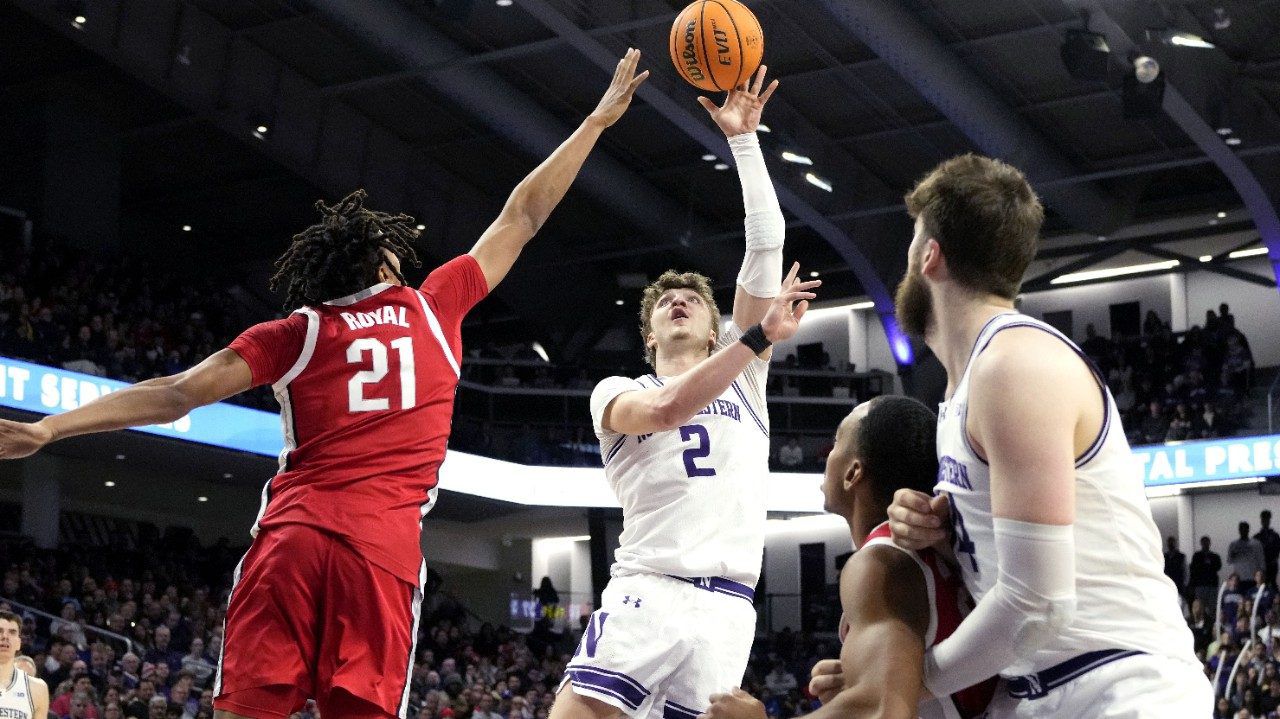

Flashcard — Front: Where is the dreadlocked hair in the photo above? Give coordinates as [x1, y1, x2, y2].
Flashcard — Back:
[270, 189, 422, 310]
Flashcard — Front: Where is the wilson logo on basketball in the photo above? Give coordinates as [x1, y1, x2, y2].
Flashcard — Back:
[711, 21, 732, 66]
[681, 20, 705, 81]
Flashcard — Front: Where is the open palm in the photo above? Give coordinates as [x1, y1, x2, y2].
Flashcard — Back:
[697, 65, 779, 137]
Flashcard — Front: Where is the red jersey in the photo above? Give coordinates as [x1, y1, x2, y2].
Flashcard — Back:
[859, 522, 997, 719]
[227, 255, 488, 585]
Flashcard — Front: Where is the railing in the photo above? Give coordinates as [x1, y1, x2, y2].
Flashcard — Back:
[1268, 371, 1280, 433]
[0, 596, 134, 655]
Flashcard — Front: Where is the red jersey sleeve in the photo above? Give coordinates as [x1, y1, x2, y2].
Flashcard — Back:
[227, 314, 309, 388]
[419, 254, 489, 329]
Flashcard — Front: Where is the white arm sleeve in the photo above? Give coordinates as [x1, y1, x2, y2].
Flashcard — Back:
[730, 132, 785, 299]
[923, 518, 1077, 698]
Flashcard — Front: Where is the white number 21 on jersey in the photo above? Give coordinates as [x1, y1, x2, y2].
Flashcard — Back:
[346, 337, 416, 412]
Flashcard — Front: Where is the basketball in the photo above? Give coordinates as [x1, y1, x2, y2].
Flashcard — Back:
[668, 0, 764, 92]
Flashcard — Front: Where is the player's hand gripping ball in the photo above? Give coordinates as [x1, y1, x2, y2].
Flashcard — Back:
[669, 0, 764, 91]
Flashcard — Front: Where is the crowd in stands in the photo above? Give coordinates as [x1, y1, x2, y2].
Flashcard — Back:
[1079, 307, 1257, 446]
[0, 527, 824, 719]
[0, 242, 275, 411]
[1165, 510, 1280, 717]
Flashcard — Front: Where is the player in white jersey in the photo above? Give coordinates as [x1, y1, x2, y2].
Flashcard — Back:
[885, 154, 1211, 717]
[0, 612, 48, 719]
[550, 67, 821, 719]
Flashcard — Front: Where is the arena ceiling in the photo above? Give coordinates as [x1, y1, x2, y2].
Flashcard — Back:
[2, 0, 1279, 359]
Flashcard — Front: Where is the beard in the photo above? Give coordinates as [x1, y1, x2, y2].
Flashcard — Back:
[894, 265, 933, 338]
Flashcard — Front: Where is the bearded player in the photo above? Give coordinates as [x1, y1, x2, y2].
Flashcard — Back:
[551, 67, 821, 719]
[886, 155, 1210, 715]
[0, 51, 650, 719]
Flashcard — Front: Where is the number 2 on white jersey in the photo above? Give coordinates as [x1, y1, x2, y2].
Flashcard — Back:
[346, 337, 416, 412]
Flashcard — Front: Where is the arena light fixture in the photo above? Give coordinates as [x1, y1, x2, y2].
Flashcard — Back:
[757, 124, 771, 133]
[223, 472, 233, 479]
[1123, 56, 1164, 118]
[198, 496, 209, 502]
[182, 224, 192, 232]
[1199, 255, 1213, 262]
[713, 163, 729, 171]
[615, 299, 624, 306]
[1229, 247, 1268, 259]
[415, 224, 426, 231]
[1216, 127, 1233, 136]
[72, 14, 86, 26]
[809, 271, 820, 278]
[701, 153, 716, 162]
[104, 481, 115, 488]
[115, 454, 125, 460]
[1226, 137, 1242, 146]
[804, 173, 833, 192]
[496, 0, 513, 6]
[1050, 259, 1179, 285]
[530, 342, 549, 362]
[1217, 211, 1227, 219]
[781, 151, 813, 165]
[1167, 31, 1215, 49]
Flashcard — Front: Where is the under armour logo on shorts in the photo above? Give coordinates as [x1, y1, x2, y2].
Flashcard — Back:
[621, 595, 642, 608]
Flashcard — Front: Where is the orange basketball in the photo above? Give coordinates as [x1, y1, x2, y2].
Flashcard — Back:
[668, 0, 764, 92]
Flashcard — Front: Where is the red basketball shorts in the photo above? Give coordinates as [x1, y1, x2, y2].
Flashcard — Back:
[213, 523, 423, 719]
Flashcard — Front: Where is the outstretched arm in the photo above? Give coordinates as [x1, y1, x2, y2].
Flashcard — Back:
[469, 49, 649, 290]
[0, 349, 252, 459]
[601, 263, 818, 436]
[698, 66, 784, 338]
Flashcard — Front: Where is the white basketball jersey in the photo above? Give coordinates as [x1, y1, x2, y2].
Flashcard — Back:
[590, 322, 770, 585]
[0, 668, 36, 719]
[935, 313, 1196, 676]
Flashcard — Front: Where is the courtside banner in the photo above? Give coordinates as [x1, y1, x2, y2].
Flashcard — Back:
[1133, 434, 1280, 487]
[0, 355, 281, 457]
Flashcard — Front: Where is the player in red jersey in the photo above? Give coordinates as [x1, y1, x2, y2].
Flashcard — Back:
[704, 397, 998, 719]
[0, 50, 651, 719]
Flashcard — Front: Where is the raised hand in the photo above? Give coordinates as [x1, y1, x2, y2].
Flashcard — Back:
[696, 65, 779, 137]
[887, 488, 952, 551]
[589, 48, 650, 128]
[0, 419, 52, 460]
[760, 262, 820, 344]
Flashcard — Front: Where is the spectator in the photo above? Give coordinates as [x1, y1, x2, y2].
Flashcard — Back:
[178, 641, 213, 689]
[1165, 403, 1194, 442]
[763, 662, 796, 696]
[777, 437, 803, 470]
[1230, 523, 1266, 593]
[1221, 574, 1244, 630]
[1257, 511, 1280, 588]
[49, 603, 87, 650]
[1189, 598, 1212, 653]
[1164, 537, 1187, 597]
[1140, 401, 1169, 445]
[144, 627, 180, 675]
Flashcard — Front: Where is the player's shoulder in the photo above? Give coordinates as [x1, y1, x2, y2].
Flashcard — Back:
[841, 542, 930, 627]
[26, 673, 48, 695]
[592, 375, 648, 393]
[973, 324, 1091, 392]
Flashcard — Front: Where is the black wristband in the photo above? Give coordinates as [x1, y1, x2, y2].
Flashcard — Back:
[740, 324, 772, 354]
